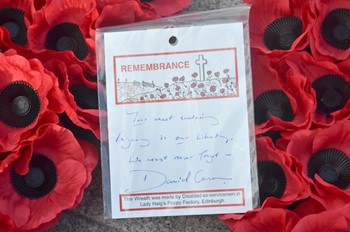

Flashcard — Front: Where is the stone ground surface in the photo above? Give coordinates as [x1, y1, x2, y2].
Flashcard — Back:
[49, 0, 242, 231]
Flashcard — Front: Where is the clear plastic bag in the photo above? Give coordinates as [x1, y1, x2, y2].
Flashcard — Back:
[96, 5, 259, 219]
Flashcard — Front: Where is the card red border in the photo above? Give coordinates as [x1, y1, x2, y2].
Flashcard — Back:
[119, 189, 245, 211]
[113, 48, 239, 105]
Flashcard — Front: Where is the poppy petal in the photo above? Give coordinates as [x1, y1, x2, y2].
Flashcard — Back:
[95, 0, 159, 28]
[51, 160, 87, 208]
[72, 139, 98, 207]
[0, 167, 30, 228]
[291, 205, 349, 232]
[231, 208, 300, 231]
[0, 213, 17, 231]
[43, 0, 95, 26]
[288, 197, 326, 218]
[33, 125, 85, 164]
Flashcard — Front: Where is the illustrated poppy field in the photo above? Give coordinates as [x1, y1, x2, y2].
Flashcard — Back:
[0, 0, 349, 231]
[116, 69, 237, 104]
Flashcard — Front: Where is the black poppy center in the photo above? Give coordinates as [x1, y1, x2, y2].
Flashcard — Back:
[0, 7, 27, 46]
[261, 177, 279, 195]
[266, 106, 285, 120]
[69, 84, 98, 109]
[319, 164, 339, 184]
[10, 153, 58, 199]
[45, 22, 88, 60]
[25, 167, 45, 188]
[264, 16, 303, 51]
[3, 21, 20, 40]
[312, 75, 350, 115]
[11, 96, 31, 116]
[0, 82, 41, 128]
[56, 36, 78, 52]
[278, 32, 296, 50]
[321, 8, 350, 50]
[254, 90, 295, 125]
[320, 89, 342, 109]
[258, 160, 287, 205]
[332, 24, 350, 43]
[308, 148, 350, 190]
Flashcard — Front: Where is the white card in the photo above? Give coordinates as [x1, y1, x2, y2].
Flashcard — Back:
[103, 22, 254, 218]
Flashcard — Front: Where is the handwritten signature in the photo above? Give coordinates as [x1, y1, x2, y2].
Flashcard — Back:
[124, 169, 232, 193]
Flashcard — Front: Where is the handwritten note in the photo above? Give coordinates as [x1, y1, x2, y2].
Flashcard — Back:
[103, 22, 254, 218]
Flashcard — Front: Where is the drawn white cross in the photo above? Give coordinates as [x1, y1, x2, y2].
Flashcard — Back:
[196, 55, 208, 81]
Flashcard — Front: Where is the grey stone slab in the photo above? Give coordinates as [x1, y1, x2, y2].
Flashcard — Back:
[49, 0, 243, 231]
[48, 211, 117, 232]
[186, 0, 242, 12]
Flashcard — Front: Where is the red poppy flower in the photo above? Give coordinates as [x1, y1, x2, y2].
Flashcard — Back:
[286, 121, 350, 210]
[252, 51, 314, 135]
[44, 59, 101, 140]
[142, 0, 192, 17]
[30, 214, 62, 232]
[27, 0, 98, 72]
[95, 0, 159, 28]
[245, 0, 314, 58]
[0, 53, 64, 173]
[274, 52, 350, 127]
[291, 203, 350, 232]
[0, 0, 33, 46]
[225, 208, 300, 232]
[256, 137, 309, 206]
[0, 124, 94, 230]
[309, 0, 350, 61]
